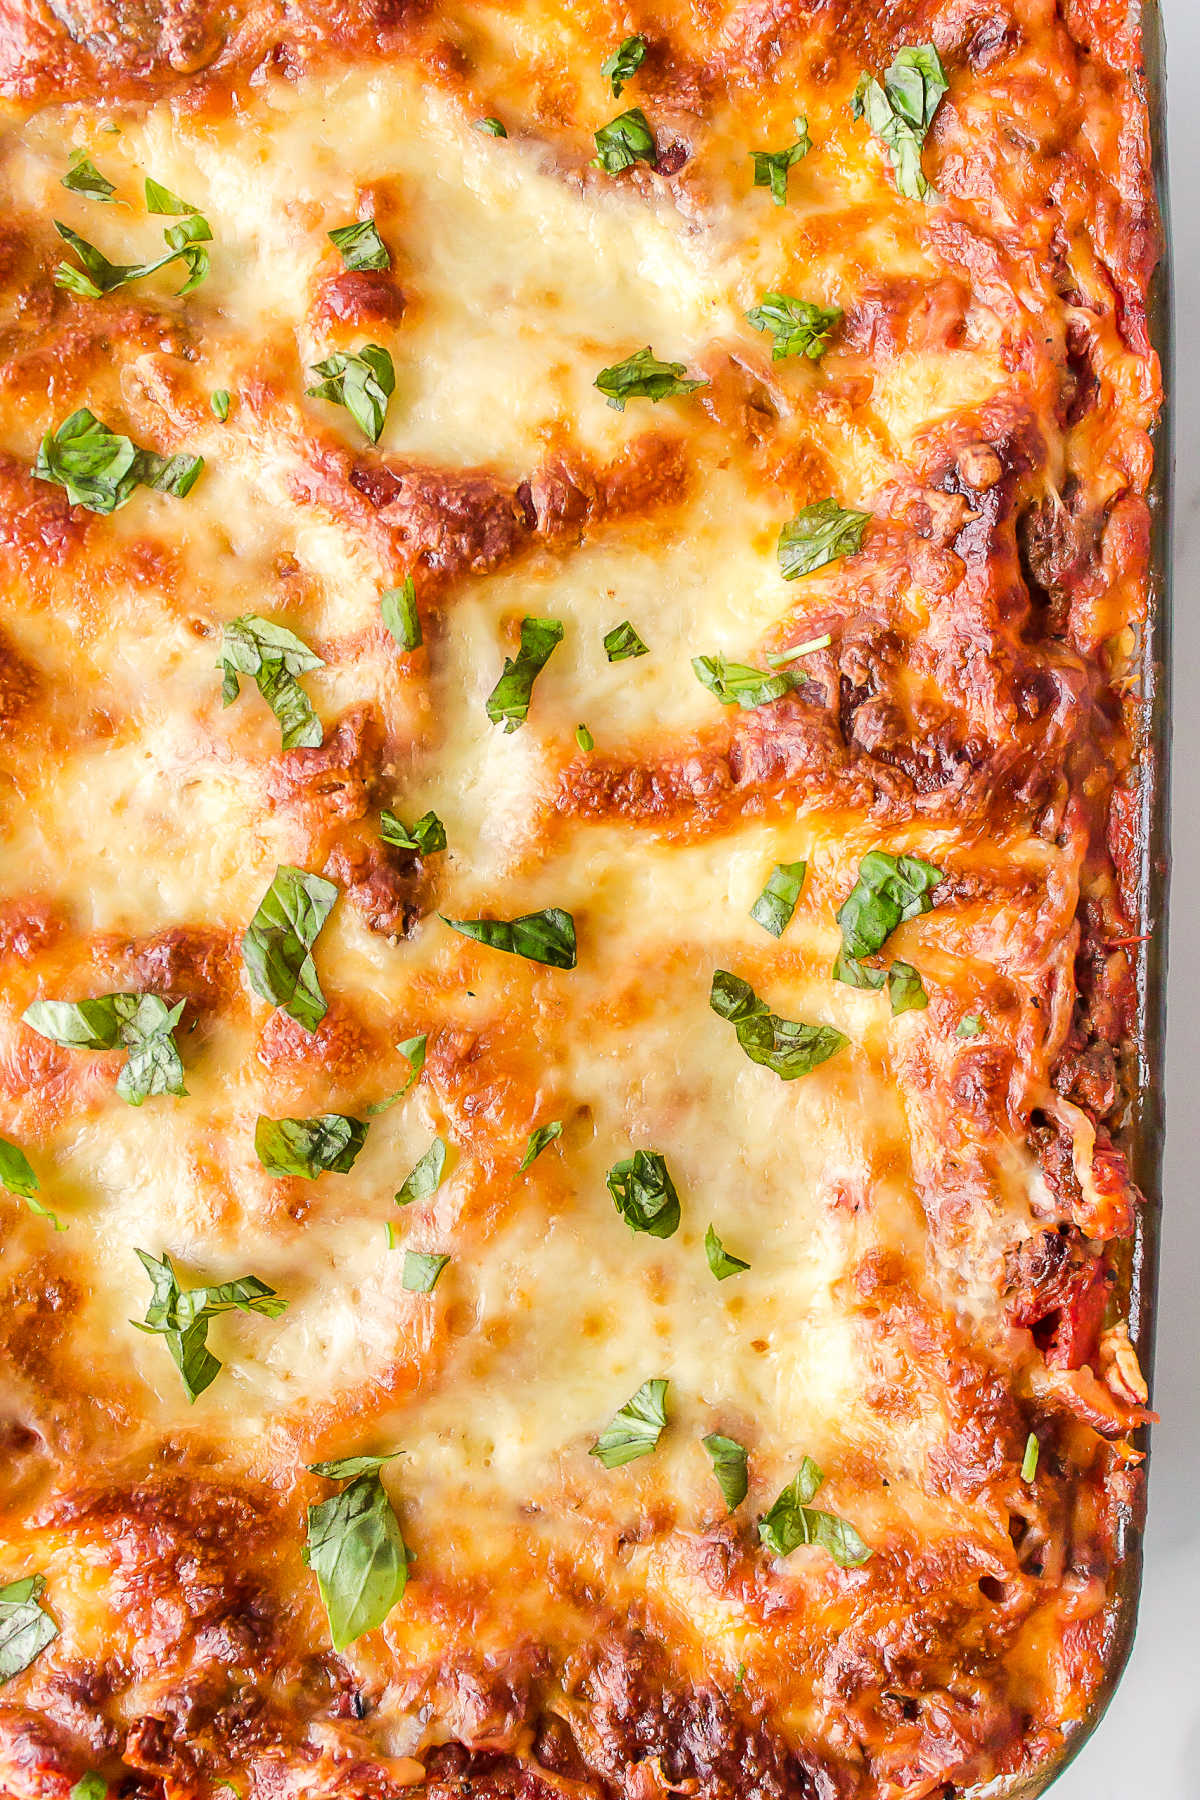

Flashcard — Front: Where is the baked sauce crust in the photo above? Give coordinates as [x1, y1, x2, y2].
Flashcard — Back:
[0, 2, 1160, 1798]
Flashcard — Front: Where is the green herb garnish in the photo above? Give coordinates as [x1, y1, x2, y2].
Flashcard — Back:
[442, 909, 576, 969]
[241, 865, 338, 1032]
[23, 993, 186, 1105]
[307, 344, 395, 443]
[132, 1249, 286, 1402]
[710, 970, 847, 1079]
[749, 117, 811, 204]
[758, 1457, 872, 1565]
[590, 1379, 669, 1468]
[606, 1150, 681, 1238]
[595, 346, 706, 410]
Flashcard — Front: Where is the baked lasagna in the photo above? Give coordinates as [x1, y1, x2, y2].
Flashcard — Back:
[0, 1, 1162, 1796]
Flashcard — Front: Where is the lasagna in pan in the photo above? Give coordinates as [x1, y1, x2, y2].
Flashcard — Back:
[0, 1, 1162, 1796]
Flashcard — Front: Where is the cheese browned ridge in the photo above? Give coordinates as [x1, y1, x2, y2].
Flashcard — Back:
[0, 3, 1161, 1797]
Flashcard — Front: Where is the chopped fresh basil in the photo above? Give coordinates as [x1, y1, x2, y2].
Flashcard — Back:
[379, 809, 446, 856]
[710, 970, 847, 1080]
[691, 655, 796, 710]
[368, 1035, 427, 1115]
[778, 498, 871, 579]
[705, 1223, 750, 1280]
[381, 575, 421, 649]
[602, 34, 647, 97]
[751, 860, 807, 938]
[62, 153, 116, 203]
[328, 218, 390, 271]
[594, 346, 706, 410]
[1021, 1432, 1040, 1482]
[734, 1663, 746, 1691]
[218, 614, 324, 750]
[603, 620, 649, 661]
[702, 1433, 749, 1512]
[308, 1450, 400, 1479]
[241, 864, 338, 1032]
[746, 293, 842, 361]
[592, 107, 657, 174]
[255, 1113, 367, 1179]
[23, 992, 186, 1106]
[852, 43, 948, 202]
[402, 1250, 449, 1292]
[485, 615, 564, 730]
[34, 409, 203, 515]
[476, 117, 507, 137]
[887, 960, 928, 1015]
[144, 176, 197, 214]
[442, 908, 576, 969]
[54, 212, 211, 299]
[575, 724, 594, 752]
[396, 1137, 447, 1206]
[70, 1777, 109, 1800]
[520, 1120, 563, 1170]
[957, 1014, 983, 1039]
[304, 1469, 409, 1649]
[835, 851, 942, 967]
[307, 344, 395, 443]
[210, 389, 231, 421]
[766, 632, 833, 667]
[606, 1149, 681, 1239]
[758, 1458, 872, 1565]
[833, 952, 886, 991]
[131, 1249, 286, 1402]
[590, 1378, 668, 1468]
[749, 117, 811, 204]
[0, 1138, 38, 1201]
[0, 1574, 58, 1684]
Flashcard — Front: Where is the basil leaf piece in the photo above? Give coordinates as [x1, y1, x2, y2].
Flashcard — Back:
[53, 214, 211, 299]
[0, 1138, 38, 1201]
[749, 117, 811, 205]
[304, 1471, 408, 1649]
[957, 1014, 983, 1039]
[307, 344, 395, 443]
[851, 44, 948, 202]
[381, 575, 421, 649]
[144, 176, 197, 214]
[887, 960, 928, 1015]
[368, 1035, 428, 1115]
[132, 1249, 286, 1402]
[328, 219, 390, 272]
[485, 615, 564, 730]
[835, 851, 942, 965]
[218, 614, 324, 750]
[705, 1223, 750, 1280]
[442, 908, 577, 969]
[833, 951, 885, 991]
[751, 860, 807, 938]
[590, 1378, 668, 1469]
[746, 294, 842, 362]
[1021, 1432, 1040, 1483]
[23, 993, 186, 1105]
[692, 655, 796, 710]
[603, 620, 649, 661]
[255, 1113, 368, 1178]
[308, 1451, 400, 1479]
[241, 865, 338, 1032]
[476, 117, 507, 137]
[606, 1150, 681, 1239]
[0, 1574, 58, 1684]
[777, 498, 871, 579]
[602, 34, 647, 97]
[710, 970, 847, 1080]
[34, 409, 203, 515]
[71, 1776, 108, 1800]
[594, 346, 706, 411]
[402, 1250, 449, 1292]
[520, 1120, 563, 1170]
[758, 1458, 872, 1566]
[396, 1137, 446, 1206]
[575, 724, 594, 751]
[592, 107, 657, 174]
[379, 809, 446, 855]
[766, 633, 832, 668]
[702, 1433, 749, 1512]
[211, 389, 231, 421]
[62, 153, 116, 203]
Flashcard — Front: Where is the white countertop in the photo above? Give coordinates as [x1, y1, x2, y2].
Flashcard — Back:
[1053, 3, 1199, 1795]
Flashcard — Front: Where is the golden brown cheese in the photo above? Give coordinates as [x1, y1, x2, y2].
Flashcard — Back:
[0, 2, 1161, 1797]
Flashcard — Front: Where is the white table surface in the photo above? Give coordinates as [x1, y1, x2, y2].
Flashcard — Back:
[1053, 3, 1199, 1795]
